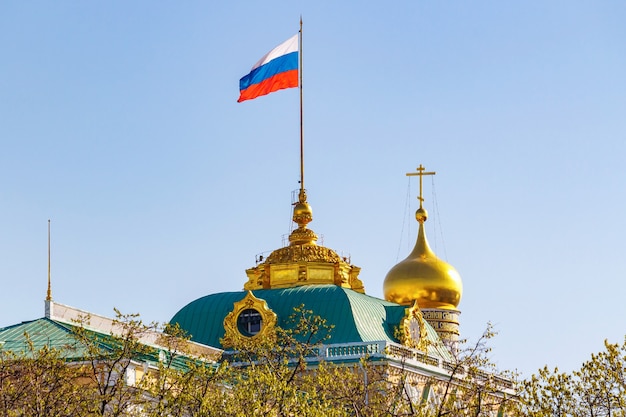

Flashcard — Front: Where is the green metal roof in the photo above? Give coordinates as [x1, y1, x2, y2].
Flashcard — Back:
[170, 284, 451, 360]
[0, 318, 197, 370]
[0, 318, 103, 360]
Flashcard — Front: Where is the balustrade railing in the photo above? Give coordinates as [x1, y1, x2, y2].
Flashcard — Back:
[311, 341, 444, 369]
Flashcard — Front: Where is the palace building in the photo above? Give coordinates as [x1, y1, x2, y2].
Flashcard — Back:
[166, 164, 513, 411]
[170, 165, 463, 358]
[0, 164, 514, 414]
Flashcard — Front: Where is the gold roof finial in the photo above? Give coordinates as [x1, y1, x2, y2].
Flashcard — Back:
[406, 164, 436, 222]
[288, 187, 317, 245]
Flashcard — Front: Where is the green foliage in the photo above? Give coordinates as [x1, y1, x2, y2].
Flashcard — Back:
[380, 322, 516, 417]
[517, 337, 626, 417]
[0, 334, 91, 416]
[0, 309, 515, 417]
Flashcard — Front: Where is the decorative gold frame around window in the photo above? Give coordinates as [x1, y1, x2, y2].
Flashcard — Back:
[222, 291, 277, 347]
[399, 300, 429, 351]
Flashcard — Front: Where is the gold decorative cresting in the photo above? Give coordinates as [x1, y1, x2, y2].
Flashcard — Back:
[383, 165, 463, 343]
[244, 184, 363, 292]
[245, 189, 364, 293]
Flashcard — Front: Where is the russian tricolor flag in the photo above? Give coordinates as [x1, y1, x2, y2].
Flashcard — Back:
[238, 34, 299, 103]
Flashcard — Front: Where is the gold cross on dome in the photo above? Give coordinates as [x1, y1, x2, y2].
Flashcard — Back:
[406, 164, 436, 208]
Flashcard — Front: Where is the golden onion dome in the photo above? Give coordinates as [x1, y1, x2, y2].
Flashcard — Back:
[383, 206, 462, 309]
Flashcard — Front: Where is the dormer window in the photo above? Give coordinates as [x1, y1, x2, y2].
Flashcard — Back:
[237, 308, 262, 336]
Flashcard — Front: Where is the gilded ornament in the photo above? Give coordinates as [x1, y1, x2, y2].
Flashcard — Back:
[222, 291, 277, 347]
[398, 301, 429, 351]
[241, 188, 364, 293]
[266, 245, 342, 264]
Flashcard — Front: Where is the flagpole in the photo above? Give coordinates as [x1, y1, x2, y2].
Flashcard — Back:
[298, 17, 305, 202]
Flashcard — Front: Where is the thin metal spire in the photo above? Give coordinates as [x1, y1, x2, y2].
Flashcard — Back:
[46, 219, 52, 301]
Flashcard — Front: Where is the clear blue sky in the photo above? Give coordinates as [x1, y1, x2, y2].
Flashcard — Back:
[1, 1, 625, 378]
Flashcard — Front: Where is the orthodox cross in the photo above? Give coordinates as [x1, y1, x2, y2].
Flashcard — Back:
[406, 164, 436, 209]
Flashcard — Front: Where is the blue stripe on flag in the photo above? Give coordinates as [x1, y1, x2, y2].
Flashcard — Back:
[239, 51, 298, 91]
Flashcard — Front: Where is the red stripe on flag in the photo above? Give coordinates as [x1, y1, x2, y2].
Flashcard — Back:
[238, 69, 298, 103]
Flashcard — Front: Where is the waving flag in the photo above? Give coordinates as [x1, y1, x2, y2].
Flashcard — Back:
[238, 34, 299, 102]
